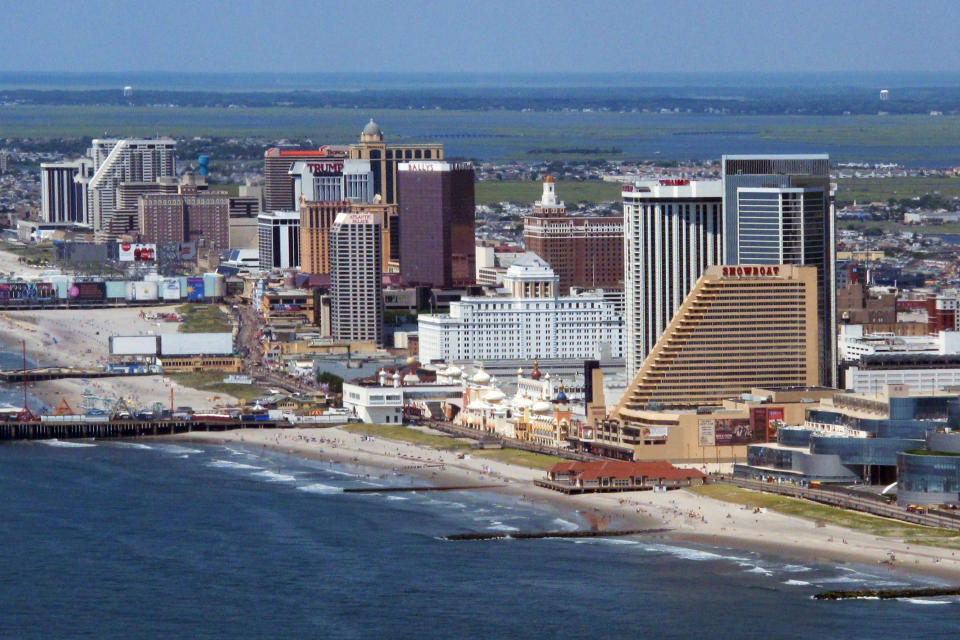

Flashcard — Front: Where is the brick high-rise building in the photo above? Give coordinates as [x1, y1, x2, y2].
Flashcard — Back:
[299, 201, 351, 275]
[398, 161, 475, 288]
[139, 178, 230, 250]
[523, 176, 624, 295]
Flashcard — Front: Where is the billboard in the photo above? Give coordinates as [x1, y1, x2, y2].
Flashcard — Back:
[0, 282, 54, 301]
[158, 242, 196, 264]
[160, 332, 233, 356]
[161, 279, 181, 300]
[698, 419, 715, 447]
[126, 281, 158, 301]
[69, 282, 106, 300]
[640, 426, 668, 442]
[750, 407, 786, 443]
[713, 417, 762, 446]
[118, 243, 157, 262]
[185, 277, 204, 300]
[109, 336, 159, 356]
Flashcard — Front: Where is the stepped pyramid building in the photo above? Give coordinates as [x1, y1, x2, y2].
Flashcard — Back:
[613, 264, 819, 416]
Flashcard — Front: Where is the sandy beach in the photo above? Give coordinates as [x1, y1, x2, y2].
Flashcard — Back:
[171, 425, 960, 582]
[0, 305, 237, 409]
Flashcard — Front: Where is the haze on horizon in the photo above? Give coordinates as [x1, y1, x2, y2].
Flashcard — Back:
[1, 0, 960, 76]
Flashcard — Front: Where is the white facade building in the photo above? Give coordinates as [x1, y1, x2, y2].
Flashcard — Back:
[258, 211, 300, 270]
[418, 252, 623, 363]
[290, 159, 374, 204]
[839, 325, 960, 361]
[330, 211, 383, 345]
[621, 180, 723, 376]
[40, 158, 94, 224]
[81, 138, 177, 232]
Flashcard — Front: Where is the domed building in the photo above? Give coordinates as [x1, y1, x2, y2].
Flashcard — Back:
[360, 119, 383, 143]
[455, 360, 579, 447]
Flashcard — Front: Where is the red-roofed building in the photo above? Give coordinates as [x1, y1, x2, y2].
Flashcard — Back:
[540, 460, 706, 494]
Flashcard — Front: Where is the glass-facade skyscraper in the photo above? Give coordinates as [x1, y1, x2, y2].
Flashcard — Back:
[721, 155, 836, 387]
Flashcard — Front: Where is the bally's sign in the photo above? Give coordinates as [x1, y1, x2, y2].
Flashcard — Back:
[722, 266, 780, 277]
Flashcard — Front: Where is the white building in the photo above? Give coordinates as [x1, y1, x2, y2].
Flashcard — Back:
[81, 138, 177, 233]
[839, 324, 960, 361]
[258, 211, 300, 270]
[290, 159, 374, 204]
[621, 179, 722, 376]
[418, 252, 623, 363]
[330, 211, 383, 345]
[40, 158, 94, 224]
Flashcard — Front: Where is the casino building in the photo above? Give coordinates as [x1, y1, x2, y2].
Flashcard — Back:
[524, 176, 623, 296]
[614, 264, 820, 412]
[417, 252, 622, 363]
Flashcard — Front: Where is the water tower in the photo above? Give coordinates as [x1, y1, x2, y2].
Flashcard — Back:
[880, 89, 889, 101]
[197, 155, 210, 177]
[123, 85, 133, 98]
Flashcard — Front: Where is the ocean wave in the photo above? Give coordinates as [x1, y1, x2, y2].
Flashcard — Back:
[208, 459, 261, 471]
[155, 444, 203, 455]
[901, 598, 952, 605]
[487, 521, 520, 532]
[783, 580, 811, 586]
[639, 543, 750, 564]
[552, 518, 580, 531]
[42, 439, 96, 448]
[781, 564, 813, 573]
[386, 496, 409, 501]
[112, 442, 152, 450]
[744, 566, 773, 576]
[297, 483, 343, 494]
[251, 470, 297, 483]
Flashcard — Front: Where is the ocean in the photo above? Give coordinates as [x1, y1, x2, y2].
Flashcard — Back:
[0, 441, 957, 639]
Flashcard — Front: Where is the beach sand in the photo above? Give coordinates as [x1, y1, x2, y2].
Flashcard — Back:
[172, 426, 960, 582]
[0, 305, 236, 409]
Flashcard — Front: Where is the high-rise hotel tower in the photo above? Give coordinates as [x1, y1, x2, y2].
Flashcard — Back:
[721, 154, 835, 386]
[621, 179, 723, 376]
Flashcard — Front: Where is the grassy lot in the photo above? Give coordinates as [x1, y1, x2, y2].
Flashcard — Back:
[342, 424, 564, 470]
[476, 179, 621, 205]
[5, 243, 55, 265]
[176, 304, 233, 333]
[473, 448, 564, 470]
[688, 484, 960, 549]
[837, 176, 960, 204]
[169, 371, 266, 403]
[343, 423, 474, 451]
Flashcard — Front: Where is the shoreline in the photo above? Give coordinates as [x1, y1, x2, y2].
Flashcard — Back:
[168, 426, 960, 583]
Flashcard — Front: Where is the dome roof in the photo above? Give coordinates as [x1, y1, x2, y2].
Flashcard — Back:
[544, 174, 555, 183]
[532, 400, 552, 413]
[362, 118, 382, 137]
[471, 369, 491, 384]
[530, 359, 542, 380]
[554, 391, 569, 404]
[485, 388, 506, 402]
[445, 365, 462, 377]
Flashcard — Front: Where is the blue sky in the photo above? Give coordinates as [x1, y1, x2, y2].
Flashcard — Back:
[2, 0, 959, 73]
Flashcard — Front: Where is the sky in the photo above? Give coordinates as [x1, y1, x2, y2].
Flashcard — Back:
[1, 0, 960, 74]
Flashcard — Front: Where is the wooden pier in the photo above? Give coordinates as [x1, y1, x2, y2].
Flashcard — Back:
[0, 419, 285, 441]
[0, 367, 153, 383]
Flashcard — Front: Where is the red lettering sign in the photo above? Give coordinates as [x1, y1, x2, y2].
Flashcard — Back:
[307, 162, 344, 176]
[622, 185, 634, 193]
[659, 179, 690, 186]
